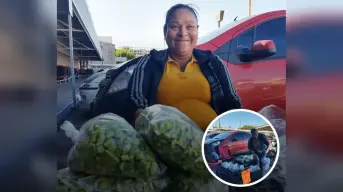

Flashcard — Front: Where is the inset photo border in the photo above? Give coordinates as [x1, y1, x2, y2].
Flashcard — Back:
[201, 109, 280, 187]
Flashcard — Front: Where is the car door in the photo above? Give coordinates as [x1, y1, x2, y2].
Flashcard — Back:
[241, 132, 251, 153]
[229, 133, 244, 155]
[214, 16, 286, 111]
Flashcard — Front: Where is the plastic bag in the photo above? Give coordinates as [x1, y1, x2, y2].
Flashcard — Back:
[221, 162, 244, 173]
[135, 105, 209, 178]
[64, 113, 164, 179]
[57, 168, 169, 192]
[262, 157, 271, 172]
[249, 165, 260, 172]
[258, 104, 286, 137]
[258, 105, 286, 189]
[162, 175, 228, 192]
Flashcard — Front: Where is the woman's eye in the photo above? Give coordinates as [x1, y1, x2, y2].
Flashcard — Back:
[171, 26, 179, 29]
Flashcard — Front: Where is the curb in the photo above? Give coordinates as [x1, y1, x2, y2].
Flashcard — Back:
[57, 101, 79, 129]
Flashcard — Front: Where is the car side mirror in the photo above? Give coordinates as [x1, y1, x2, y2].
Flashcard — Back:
[232, 138, 238, 142]
[237, 40, 276, 62]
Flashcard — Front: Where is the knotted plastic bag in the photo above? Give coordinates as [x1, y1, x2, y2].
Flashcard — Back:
[61, 113, 165, 179]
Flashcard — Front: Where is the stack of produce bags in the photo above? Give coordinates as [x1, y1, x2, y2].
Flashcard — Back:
[59, 105, 228, 192]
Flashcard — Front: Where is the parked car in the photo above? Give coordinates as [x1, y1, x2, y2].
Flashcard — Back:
[205, 131, 251, 161]
[79, 70, 108, 115]
[92, 59, 140, 122]
[205, 133, 220, 140]
[197, 10, 286, 112]
[93, 10, 286, 122]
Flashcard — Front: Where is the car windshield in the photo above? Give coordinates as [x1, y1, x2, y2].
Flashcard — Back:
[84, 72, 106, 83]
[206, 133, 219, 139]
[212, 132, 232, 140]
[197, 15, 254, 45]
[92, 73, 106, 84]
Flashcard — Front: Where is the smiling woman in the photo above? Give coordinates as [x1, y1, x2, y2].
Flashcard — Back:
[126, 4, 242, 130]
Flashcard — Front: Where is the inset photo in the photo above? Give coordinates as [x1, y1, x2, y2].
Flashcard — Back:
[202, 109, 280, 187]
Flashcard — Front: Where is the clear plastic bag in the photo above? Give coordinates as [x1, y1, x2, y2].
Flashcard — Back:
[64, 113, 165, 179]
[262, 157, 271, 172]
[57, 168, 170, 192]
[258, 104, 286, 137]
[258, 105, 286, 188]
[249, 165, 260, 172]
[135, 105, 209, 179]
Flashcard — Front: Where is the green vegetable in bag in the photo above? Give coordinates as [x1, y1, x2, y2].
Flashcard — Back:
[135, 105, 209, 178]
[65, 113, 164, 179]
[57, 168, 170, 192]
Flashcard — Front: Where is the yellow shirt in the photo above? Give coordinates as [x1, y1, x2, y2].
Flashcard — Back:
[156, 56, 217, 131]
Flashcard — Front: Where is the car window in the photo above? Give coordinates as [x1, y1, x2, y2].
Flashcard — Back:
[255, 17, 286, 59]
[92, 74, 106, 84]
[228, 17, 286, 64]
[242, 132, 251, 139]
[84, 72, 105, 83]
[231, 132, 242, 141]
[214, 40, 231, 61]
[213, 132, 231, 140]
[228, 28, 254, 64]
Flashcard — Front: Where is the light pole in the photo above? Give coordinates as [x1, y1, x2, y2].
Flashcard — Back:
[249, 0, 252, 16]
[68, 0, 76, 108]
[216, 10, 224, 28]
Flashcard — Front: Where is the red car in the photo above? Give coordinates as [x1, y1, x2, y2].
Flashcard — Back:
[196, 10, 286, 112]
[205, 131, 251, 161]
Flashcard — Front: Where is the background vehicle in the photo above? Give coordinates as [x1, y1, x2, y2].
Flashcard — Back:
[92, 58, 140, 121]
[79, 70, 108, 115]
[205, 131, 251, 160]
[197, 10, 286, 112]
[92, 10, 286, 122]
[205, 133, 220, 140]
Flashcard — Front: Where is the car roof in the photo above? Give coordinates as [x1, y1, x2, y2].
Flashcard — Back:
[197, 10, 285, 45]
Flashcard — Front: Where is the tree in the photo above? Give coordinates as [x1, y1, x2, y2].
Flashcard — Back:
[115, 48, 136, 60]
[238, 125, 255, 130]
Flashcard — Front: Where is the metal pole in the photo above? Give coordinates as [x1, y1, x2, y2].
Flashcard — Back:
[68, 0, 77, 108]
[249, 0, 252, 16]
[218, 21, 220, 28]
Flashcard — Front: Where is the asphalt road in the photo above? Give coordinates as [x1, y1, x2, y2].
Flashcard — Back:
[56, 79, 84, 114]
[56, 78, 87, 169]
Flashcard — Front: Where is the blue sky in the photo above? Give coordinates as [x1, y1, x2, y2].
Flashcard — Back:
[85, 0, 343, 48]
[86, 0, 286, 48]
[213, 111, 267, 129]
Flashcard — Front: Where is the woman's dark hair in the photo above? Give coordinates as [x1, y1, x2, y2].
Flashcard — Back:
[163, 4, 199, 35]
[251, 128, 257, 134]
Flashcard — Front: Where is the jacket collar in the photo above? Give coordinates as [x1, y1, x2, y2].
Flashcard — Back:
[149, 48, 213, 66]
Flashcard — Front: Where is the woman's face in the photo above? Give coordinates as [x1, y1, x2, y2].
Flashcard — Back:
[165, 8, 198, 57]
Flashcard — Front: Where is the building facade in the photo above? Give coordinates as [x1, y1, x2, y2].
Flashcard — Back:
[89, 36, 116, 65]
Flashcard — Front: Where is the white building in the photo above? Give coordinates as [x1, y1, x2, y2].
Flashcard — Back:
[89, 36, 116, 65]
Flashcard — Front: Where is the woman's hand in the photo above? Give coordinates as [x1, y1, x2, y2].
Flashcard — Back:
[135, 109, 144, 119]
[132, 108, 144, 126]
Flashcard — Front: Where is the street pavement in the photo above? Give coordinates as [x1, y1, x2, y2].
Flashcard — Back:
[57, 78, 84, 114]
[57, 78, 87, 169]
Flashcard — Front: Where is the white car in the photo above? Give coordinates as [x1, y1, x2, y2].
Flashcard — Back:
[79, 71, 107, 113]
